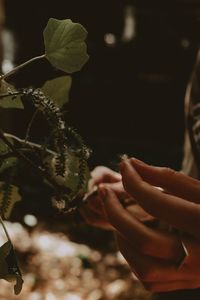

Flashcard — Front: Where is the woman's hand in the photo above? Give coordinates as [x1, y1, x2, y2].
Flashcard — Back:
[79, 166, 125, 230]
[98, 158, 200, 292]
[80, 165, 154, 230]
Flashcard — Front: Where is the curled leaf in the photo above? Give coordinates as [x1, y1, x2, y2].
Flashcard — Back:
[0, 240, 23, 295]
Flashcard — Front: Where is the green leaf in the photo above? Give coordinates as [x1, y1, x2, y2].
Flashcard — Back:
[0, 139, 9, 153]
[44, 18, 89, 73]
[0, 139, 18, 174]
[41, 76, 72, 107]
[0, 80, 10, 93]
[0, 95, 24, 109]
[45, 150, 90, 194]
[0, 183, 21, 219]
[0, 240, 23, 295]
[62, 152, 90, 193]
[0, 81, 23, 109]
[0, 157, 17, 174]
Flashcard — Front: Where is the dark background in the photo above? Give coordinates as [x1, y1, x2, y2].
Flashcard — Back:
[4, 0, 200, 171]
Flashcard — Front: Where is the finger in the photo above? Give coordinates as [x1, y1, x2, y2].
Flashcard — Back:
[126, 204, 156, 223]
[117, 235, 199, 284]
[89, 166, 121, 190]
[84, 193, 105, 215]
[129, 158, 200, 204]
[99, 182, 131, 201]
[79, 205, 113, 230]
[84, 182, 130, 215]
[93, 186, 154, 223]
[99, 186, 183, 261]
[120, 159, 200, 239]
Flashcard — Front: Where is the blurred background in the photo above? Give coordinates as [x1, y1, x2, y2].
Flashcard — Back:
[0, 0, 200, 299]
[3, 0, 200, 169]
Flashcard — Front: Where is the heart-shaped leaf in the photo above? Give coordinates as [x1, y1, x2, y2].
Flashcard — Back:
[44, 18, 89, 73]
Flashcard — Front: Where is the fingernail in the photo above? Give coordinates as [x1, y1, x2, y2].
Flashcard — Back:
[130, 157, 147, 166]
[120, 154, 129, 161]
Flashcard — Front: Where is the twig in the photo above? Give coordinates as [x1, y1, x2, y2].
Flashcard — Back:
[1, 54, 46, 81]
[0, 130, 66, 194]
[25, 109, 40, 142]
[0, 92, 22, 99]
[4, 133, 56, 156]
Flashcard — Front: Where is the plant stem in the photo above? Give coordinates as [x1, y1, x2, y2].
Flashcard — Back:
[4, 133, 56, 156]
[1, 54, 46, 80]
[0, 92, 22, 99]
[25, 109, 40, 142]
[0, 130, 63, 194]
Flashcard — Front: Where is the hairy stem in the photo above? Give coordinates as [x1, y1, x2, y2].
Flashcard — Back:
[1, 54, 46, 80]
[0, 130, 65, 194]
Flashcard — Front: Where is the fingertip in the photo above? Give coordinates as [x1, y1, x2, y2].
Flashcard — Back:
[119, 158, 131, 173]
[119, 159, 142, 183]
[129, 157, 147, 166]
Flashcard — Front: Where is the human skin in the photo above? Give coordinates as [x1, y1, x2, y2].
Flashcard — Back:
[81, 160, 200, 292]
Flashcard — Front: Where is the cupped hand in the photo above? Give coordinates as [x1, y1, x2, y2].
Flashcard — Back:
[80, 166, 124, 230]
[97, 158, 200, 292]
[80, 165, 154, 230]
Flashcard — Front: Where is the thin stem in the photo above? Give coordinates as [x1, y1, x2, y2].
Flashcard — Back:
[4, 133, 56, 156]
[0, 131, 71, 196]
[1, 54, 46, 80]
[0, 92, 22, 99]
[0, 215, 11, 242]
[25, 109, 40, 142]
[0, 130, 60, 193]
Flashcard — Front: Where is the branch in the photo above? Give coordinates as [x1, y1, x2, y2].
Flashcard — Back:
[4, 133, 56, 156]
[1, 54, 46, 81]
[0, 130, 69, 195]
[25, 109, 40, 142]
[0, 92, 22, 99]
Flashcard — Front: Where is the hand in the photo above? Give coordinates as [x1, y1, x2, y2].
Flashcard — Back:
[80, 166, 124, 230]
[98, 158, 200, 292]
[80, 166, 154, 230]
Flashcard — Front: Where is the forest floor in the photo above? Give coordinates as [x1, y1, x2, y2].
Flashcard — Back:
[0, 221, 152, 300]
